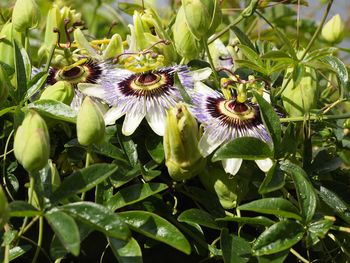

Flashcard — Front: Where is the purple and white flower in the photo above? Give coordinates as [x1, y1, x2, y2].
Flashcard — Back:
[191, 82, 273, 175]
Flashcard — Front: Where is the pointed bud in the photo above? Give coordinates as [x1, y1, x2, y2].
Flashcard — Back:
[12, 0, 40, 32]
[164, 103, 206, 181]
[322, 14, 345, 44]
[40, 81, 74, 105]
[102, 34, 124, 60]
[14, 110, 50, 172]
[77, 97, 105, 146]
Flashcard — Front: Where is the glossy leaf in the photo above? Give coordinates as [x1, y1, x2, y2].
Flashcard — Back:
[45, 209, 80, 256]
[13, 40, 27, 101]
[52, 164, 118, 202]
[306, 218, 334, 247]
[239, 198, 302, 221]
[321, 56, 348, 87]
[253, 92, 281, 153]
[212, 137, 272, 161]
[260, 51, 293, 61]
[109, 237, 143, 263]
[231, 26, 255, 51]
[259, 163, 285, 194]
[110, 165, 142, 189]
[216, 216, 274, 227]
[280, 160, 317, 224]
[60, 201, 130, 240]
[8, 201, 41, 217]
[145, 134, 165, 163]
[8, 245, 32, 261]
[221, 229, 251, 263]
[107, 183, 168, 211]
[28, 99, 77, 123]
[25, 71, 48, 101]
[257, 250, 289, 263]
[119, 211, 191, 255]
[178, 209, 222, 230]
[252, 220, 304, 256]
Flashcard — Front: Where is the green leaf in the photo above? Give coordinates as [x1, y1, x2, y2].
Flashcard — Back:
[235, 60, 268, 75]
[28, 99, 77, 123]
[52, 164, 118, 202]
[321, 56, 348, 87]
[110, 165, 142, 189]
[306, 218, 334, 247]
[145, 134, 165, 163]
[257, 250, 289, 263]
[109, 237, 143, 263]
[118, 2, 144, 15]
[92, 141, 128, 163]
[107, 183, 168, 211]
[304, 47, 337, 62]
[13, 40, 27, 101]
[275, 28, 297, 59]
[221, 229, 251, 263]
[8, 245, 32, 262]
[8, 201, 41, 217]
[237, 44, 263, 67]
[252, 220, 304, 256]
[280, 160, 317, 224]
[178, 209, 222, 230]
[120, 135, 138, 167]
[231, 26, 255, 51]
[212, 137, 272, 162]
[119, 211, 191, 255]
[216, 216, 274, 227]
[260, 51, 293, 61]
[25, 72, 48, 101]
[239, 198, 302, 221]
[259, 163, 285, 194]
[45, 209, 80, 256]
[253, 92, 281, 154]
[60, 201, 130, 240]
[318, 186, 350, 224]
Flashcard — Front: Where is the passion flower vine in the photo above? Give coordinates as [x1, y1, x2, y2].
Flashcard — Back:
[191, 82, 273, 175]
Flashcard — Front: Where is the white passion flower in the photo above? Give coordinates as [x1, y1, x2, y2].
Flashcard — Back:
[191, 82, 273, 176]
[80, 65, 206, 136]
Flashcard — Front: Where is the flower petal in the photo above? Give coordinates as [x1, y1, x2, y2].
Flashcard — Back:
[222, 158, 243, 176]
[122, 102, 146, 136]
[104, 106, 125, 125]
[78, 83, 107, 99]
[255, 158, 273, 172]
[145, 105, 166, 136]
[198, 129, 226, 157]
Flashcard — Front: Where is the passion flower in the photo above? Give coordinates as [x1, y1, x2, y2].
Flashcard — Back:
[81, 65, 193, 136]
[191, 82, 273, 175]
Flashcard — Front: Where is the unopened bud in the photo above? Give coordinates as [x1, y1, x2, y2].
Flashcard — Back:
[40, 81, 74, 105]
[12, 0, 40, 32]
[322, 14, 345, 44]
[164, 103, 206, 181]
[14, 110, 50, 172]
[76, 97, 105, 146]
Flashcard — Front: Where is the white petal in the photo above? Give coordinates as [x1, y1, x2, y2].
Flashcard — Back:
[122, 103, 146, 136]
[255, 158, 273, 172]
[191, 67, 212, 81]
[262, 90, 271, 103]
[104, 106, 125, 125]
[78, 83, 107, 99]
[198, 129, 226, 157]
[145, 107, 166, 136]
[222, 158, 243, 176]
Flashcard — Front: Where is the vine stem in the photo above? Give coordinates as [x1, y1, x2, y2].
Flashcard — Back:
[44, 44, 56, 72]
[290, 248, 310, 263]
[4, 224, 11, 263]
[81, 150, 92, 201]
[2, 129, 14, 200]
[31, 216, 44, 263]
[280, 112, 350, 123]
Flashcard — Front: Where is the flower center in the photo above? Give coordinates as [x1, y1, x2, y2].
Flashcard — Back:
[130, 72, 166, 91]
[219, 100, 255, 121]
[61, 66, 83, 79]
[135, 73, 160, 86]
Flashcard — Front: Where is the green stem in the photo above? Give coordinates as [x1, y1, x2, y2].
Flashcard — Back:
[81, 150, 91, 201]
[280, 112, 350, 123]
[202, 38, 219, 86]
[2, 129, 14, 201]
[290, 248, 310, 263]
[300, 0, 334, 61]
[31, 216, 44, 263]
[44, 45, 56, 72]
[4, 224, 11, 263]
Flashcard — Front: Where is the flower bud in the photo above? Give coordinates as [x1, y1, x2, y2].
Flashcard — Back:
[40, 81, 74, 105]
[49, 160, 61, 192]
[199, 165, 249, 209]
[0, 66, 9, 104]
[322, 14, 345, 44]
[102, 34, 124, 60]
[282, 66, 317, 117]
[0, 22, 23, 69]
[0, 185, 8, 229]
[181, 0, 222, 39]
[76, 97, 105, 146]
[164, 103, 206, 181]
[12, 0, 40, 32]
[14, 110, 50, 173]
[173, 6, 200, 60]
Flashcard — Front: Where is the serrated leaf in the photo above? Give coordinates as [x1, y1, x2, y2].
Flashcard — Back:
[239, 198, 301, 221]
[252, 220, 304, 256]
[107, 183, 168, 211]
[178, 209, 222, 230]
[52, 164, 118, 202]
[212, 137, 272, 162]
[45, 209, 80, 256]
[280, 160, 317, 224]
[28, 99, 77, 123]
[8, 201, 41, 217]
[60, 201, 130, 240]
[109, 237, 143, 263]
[221, 229, 251, 263]
[119, 211, 191, 255]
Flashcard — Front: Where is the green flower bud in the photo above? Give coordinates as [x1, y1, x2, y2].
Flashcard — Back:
[0, 22, 23, 69]
[181, 0, 222, 39]
[282, 65, 317, 117]
[199, 165, 249, 209]
[322, 14, 345, 44]
[40, 81, 74, 105]
[0, 185, 8, 229]
[173, 6, 200, 60]
[12, 0, 40, 32]
[102, 34, 124, 60]
[164, 103, 206, 181]
[77, 97, 105, 146]
[49, 160, 61, 192]
[0, 66, 9, 104]
[14, 110, 50, 173]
